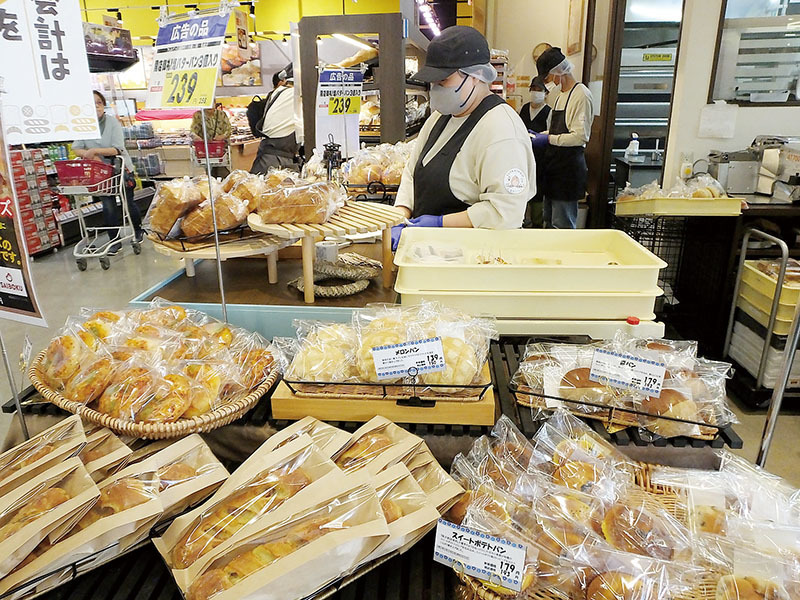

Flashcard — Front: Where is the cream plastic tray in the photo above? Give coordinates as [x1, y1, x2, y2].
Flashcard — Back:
[737, 296, 793, 336]
[739, 280, 797, 321]
[393, 229, 665, 293]
[396, 284, 661, 320]
[614, 197, 742, 217]
[742, 260, 800, 305]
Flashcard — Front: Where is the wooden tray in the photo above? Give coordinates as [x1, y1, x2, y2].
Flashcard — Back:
[271, 380, 498, 426]
[28, 351, 279, 439]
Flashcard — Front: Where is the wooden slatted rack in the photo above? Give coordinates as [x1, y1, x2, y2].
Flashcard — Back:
[247, 201, 405, 303]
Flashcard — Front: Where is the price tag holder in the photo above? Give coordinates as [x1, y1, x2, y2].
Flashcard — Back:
[161, 68, 217, 108]
[328, 95, 361, 115]
[433, 519, 527, 592]
[371, 337, 445, 381]
[589, 348, 665, 396]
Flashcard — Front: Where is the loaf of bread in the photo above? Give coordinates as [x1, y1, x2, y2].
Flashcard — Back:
[221, 170, 250, 193]
[65, 356, 114, 405]
[149, 179, 203, 236]
[134, 373, 193, 423]
[170, 465, 312, 569]
[181, 194, 249, 237]
[0, 487, 70, 541]
[334, 431, 393, 472]
[96, 365, 157, 421]
[75, 477, 150, 530]
[194, 176, 223, 204]
[255, 181, 344, 224]
[186, 516, 333, 600]
[229, 174, 265, 210]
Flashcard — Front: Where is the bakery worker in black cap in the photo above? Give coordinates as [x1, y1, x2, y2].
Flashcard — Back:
[519, 76, 551, 133]
[532, 46, 594, 229]
[519, 76, 551, 227]
[391, 26, 535, 249]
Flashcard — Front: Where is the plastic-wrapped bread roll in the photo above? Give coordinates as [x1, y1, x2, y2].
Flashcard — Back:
[421, 337, 479, 390]
[229, 174, 265, 211]
[147, 178, 203, 236]
[264, 168, 301, 192]
[255, 181, 344, 224]
[194, 176, 223, 204]
[221, 170, 249, 193]
[181, 194, 249, 237]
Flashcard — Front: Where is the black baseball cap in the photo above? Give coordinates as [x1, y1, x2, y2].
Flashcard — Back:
[536, 46, 566, 78]
[529, 75, 546, 91]
[413, 26, 490, 83]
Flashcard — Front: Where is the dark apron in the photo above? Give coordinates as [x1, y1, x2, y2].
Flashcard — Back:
[543, 85, 587, 201]
[412, 94, 504, 218]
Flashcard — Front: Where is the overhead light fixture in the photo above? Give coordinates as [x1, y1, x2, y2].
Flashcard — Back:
[417, 0, 441, 36]
[331, 33, 374, 51]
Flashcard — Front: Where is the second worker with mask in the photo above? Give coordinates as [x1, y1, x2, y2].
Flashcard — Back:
[391, 26, 536, 249]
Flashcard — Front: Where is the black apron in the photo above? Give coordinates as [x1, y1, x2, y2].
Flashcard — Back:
[412, 93, 504, 218]
[519, 103, 550, 133]
[543, 85, 588, 201]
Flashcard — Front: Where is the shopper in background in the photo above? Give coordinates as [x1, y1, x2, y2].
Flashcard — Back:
[520, 76, 550, 228]
[190, 102, 232, 178]
[250, 66, 301, 174]
[533, 46, 595, 229]
[190, 102, 232, 142]
[72, 90, 143, 255]
[391, 26, 536, 250]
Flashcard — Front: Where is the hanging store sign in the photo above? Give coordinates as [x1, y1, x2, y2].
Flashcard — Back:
[146, 10, 229, 109]
[315, 69, 362, 159]
[0, 0, 99, 145]
[0, 101, 46, 327]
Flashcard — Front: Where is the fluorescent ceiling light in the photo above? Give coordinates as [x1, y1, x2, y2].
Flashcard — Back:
[332, 33, 374, 51]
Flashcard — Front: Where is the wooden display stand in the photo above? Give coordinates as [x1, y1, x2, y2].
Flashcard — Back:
[271, 364, 497, 426]
[149, 234, 295, 280]
[248, 201, 404, 303]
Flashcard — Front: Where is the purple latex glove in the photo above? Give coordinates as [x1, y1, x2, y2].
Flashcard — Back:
[391, 223, 406, 251]
[530, 132, 550, 149]
[408, 214, 444, 228]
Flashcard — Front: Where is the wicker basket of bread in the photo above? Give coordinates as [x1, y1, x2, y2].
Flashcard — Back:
[28, 300, 280, 439]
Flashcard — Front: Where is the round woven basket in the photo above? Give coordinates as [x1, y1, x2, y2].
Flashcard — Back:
[28, 350, 279, 439]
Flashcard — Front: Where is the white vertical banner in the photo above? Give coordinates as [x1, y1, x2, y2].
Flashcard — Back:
[315, 69, 362, 159]
[0, 0, 99, 145]
[235, 9, 250, 60]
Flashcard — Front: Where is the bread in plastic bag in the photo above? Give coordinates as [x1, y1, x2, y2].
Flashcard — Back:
[228, 173, 264, 210]
[221, 170, 249, 194]
[255, 181, 345, 224]
[181, 193, 249, 237]
[284, 322, 359, 382]
[146, 177, 203, 237]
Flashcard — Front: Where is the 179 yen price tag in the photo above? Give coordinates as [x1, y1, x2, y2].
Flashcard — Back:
[371, 337, 445, 381]
[589, 348, 666, 396]
[434, 519, 528, 592]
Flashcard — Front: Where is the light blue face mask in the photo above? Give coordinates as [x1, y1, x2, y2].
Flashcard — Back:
[430, 73, 476, 115]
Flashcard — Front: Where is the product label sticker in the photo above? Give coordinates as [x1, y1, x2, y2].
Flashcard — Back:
[503, 168, 527, 194]
[434, 519, 528, 593]
[372, 337, 445, 380]
[589, 348, 665, 396]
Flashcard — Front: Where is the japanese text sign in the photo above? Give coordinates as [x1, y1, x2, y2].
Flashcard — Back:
[0, 0, 98, 145]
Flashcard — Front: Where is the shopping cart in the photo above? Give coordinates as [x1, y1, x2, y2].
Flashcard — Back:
[190, 139, 232, 171]
[55, 157, 141, 271]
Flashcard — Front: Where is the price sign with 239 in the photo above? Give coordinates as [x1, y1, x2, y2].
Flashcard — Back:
[328, 95, 361, 115]
[161, 68, 217, 108]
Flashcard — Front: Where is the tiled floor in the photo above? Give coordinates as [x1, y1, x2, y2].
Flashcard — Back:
[1, 242, 798, 487]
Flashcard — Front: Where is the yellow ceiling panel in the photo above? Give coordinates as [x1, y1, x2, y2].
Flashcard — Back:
[301, 0, 343, 17]
[345, 0, 400, 14]
[255, 1, 300, 33]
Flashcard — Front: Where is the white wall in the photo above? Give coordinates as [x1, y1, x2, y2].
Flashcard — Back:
[663, 0, 800, 184]
[485, 0, 572, 105]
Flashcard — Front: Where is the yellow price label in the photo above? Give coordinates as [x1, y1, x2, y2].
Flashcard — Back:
[642, 53, 673, 62]
[328, 95, 361, 115]
[161, 68, 217, 108]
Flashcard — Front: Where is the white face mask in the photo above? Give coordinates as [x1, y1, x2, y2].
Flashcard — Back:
[545, 80, 561, 94]
[530, 91, 546, 105]
[430, 73, 477, 116]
